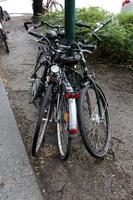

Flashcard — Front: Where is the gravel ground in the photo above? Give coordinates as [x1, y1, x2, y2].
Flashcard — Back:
[0, 16, 133, 200]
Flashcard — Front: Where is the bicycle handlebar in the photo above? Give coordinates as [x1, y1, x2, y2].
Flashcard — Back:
[24, 18, 111, 32]
[76, 18, 111, 45]
[102, 18, 112, 27]
[29, 30, 43, 39]
[24, 22, 53, 52]
[79, 43, 96, 51]
[24, 18, 111, 54]
[55, 41, 96, 54]
[40, 21, 64, 30]
[24, 22, 32, 31]
[24, 21, 64, 40]
[75, 18, 111, 31]
[24, 22, 43, 38]
[75, 22, 91, 29]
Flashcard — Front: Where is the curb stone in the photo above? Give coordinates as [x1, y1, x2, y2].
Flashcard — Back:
[0, 79, 43, 200]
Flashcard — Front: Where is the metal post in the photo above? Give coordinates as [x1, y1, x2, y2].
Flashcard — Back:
[65, 0, 75, 44]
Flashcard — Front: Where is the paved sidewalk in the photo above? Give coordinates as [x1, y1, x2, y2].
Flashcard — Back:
[0, 80, 43, 200]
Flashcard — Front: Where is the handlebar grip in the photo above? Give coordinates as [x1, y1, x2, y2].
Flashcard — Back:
[79, 43, 96, 51]
[24, 22, 32, 31]
[41, 21, 64, 29]
[75, 22, 91, 29]
[102, 18, 111, 27]
[34, 24, 42, 29]
[28, 30, 43, 39]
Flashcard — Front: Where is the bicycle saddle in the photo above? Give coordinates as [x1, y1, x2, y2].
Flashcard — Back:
[46, 30, 57, 40]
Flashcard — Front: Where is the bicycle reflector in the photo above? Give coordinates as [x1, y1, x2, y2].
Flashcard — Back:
[64, 92, 80, 99]
[69, 129, 79, 138]
[69, 129, 79, 134]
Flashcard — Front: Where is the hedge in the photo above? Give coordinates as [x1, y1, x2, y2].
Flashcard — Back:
[39, 7, 133, 65]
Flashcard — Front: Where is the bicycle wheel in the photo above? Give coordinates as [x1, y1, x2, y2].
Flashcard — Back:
[30, 49, 49, 103]
[32, 84, 53, 156]
[49, 2, 63, 12]
[77, 83, 111, 158]
[57, 93, 71, 160]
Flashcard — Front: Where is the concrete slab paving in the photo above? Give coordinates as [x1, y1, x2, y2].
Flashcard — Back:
[0, 79, 43, 200]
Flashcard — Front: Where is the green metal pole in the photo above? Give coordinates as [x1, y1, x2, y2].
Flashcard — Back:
[65, 0, 75, 44]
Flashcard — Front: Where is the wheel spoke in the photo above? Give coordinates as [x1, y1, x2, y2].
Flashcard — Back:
[78, 84, 111, 158]
[57, 94, 71, 160]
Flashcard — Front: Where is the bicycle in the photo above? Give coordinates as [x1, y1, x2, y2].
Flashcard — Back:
[0, 4, 10, 53]
[43, 0, 63, 12]
[25, 19, 111, 160]
[31, 45, 80, 159]
[24, 21, 64, 107]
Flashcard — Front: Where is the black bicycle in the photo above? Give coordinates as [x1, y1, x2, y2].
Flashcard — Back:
[25, 19, 111, 160]
[24, 21, 64, 107]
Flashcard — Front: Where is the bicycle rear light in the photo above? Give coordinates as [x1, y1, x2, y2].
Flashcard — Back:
[69, 129, 79, 135]
[64, 92, 80, 99]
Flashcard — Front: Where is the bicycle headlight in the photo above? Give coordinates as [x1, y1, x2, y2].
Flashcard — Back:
[74, 53, 81, 61]
[51, 65, 60, 74]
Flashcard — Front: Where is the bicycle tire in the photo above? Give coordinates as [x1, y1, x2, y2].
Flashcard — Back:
[57, 93, 71, 160]
[32, 84, 53, 156]
[31, 50, 49, 103]
[49, 2, 63, 12]
[77, 83, 111, 158]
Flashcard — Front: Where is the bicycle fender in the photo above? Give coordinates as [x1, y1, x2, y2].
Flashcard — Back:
[68, 98, 77, 130]
[81, 81, 109, 107]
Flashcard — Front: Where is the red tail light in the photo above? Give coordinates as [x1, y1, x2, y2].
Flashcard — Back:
[122, 0, 130, 6]
[69, 129, 79, 135]
[64, 92, 80, 99]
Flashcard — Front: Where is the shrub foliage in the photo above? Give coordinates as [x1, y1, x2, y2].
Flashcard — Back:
[40, 7, 133, 64]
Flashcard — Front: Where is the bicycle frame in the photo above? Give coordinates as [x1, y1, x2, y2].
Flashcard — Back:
[48, 67, 78, 136]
